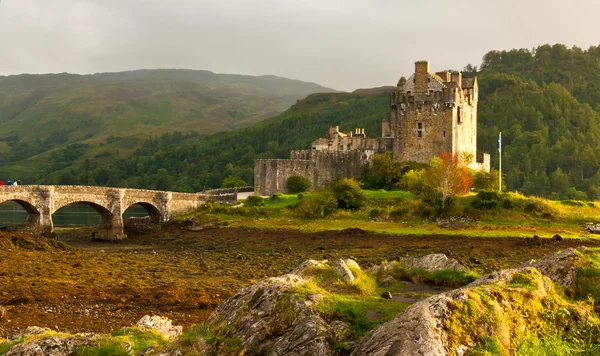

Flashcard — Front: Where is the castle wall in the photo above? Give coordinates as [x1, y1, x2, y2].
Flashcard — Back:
[254, 159, 313, 196]
[254, 150, 374, 196]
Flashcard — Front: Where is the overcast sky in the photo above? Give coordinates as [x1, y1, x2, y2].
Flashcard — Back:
[0, 0, 599, 91]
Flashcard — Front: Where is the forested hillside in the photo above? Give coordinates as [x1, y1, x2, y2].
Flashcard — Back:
[5, 44, 600, 200]
[475, 44, 600, 199]
[0, 69, 334, 179]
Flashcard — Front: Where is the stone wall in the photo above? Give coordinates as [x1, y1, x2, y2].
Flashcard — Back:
[254, 150, 373, 196]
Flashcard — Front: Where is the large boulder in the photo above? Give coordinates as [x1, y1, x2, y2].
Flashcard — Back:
[136, 315, 183, 339]
[205, 259, 364, 355]
[352, 263, 593, 356]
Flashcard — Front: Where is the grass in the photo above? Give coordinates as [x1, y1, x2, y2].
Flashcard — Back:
[0, 338, 24, 355]
[184, 189, 600, 240]
[73, 340, 130, 356]
[110, 327, 166, 354]
[317, 294, 409, 337]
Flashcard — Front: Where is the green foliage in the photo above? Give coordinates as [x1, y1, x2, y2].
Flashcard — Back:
[221, 176, 248, 188]
[329, 178, 367, 210]
[472, 190, 503, 210]
[362, 152, 402, 190]
[386, 265, 479, 288]
[295, 191, 338, 218]
[0, 338, 24, 355]
[244, 195, 264, 207]
[73, 340, 130, 356]
[109, 327, 166, 354]
[286, 175, 312, 193]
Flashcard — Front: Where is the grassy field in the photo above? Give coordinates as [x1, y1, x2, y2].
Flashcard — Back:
[186, 190, 600, 239]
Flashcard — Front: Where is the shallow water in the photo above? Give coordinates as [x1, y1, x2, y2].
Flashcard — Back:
[0, 201, 149, 228]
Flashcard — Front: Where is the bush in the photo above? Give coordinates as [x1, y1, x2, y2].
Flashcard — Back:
[244, 195, 264, 207]
[287, 176, 312, 193]
[295, 191, 338, 218]
[329, 178, 366, 210]
[471, 190, 502, 210]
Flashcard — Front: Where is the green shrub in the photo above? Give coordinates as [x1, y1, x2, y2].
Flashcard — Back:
[295, 191, 338, 218]
[287, 176, 312, 193]
[471, 190, 502, 210]
[329, 178, 366, 210]
[244, 195, 264, 207]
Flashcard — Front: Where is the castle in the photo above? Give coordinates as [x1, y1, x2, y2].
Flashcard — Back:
[254, 60, 490, 196]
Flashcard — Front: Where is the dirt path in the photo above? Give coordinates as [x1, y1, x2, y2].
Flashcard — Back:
[1, 226, 598, 337]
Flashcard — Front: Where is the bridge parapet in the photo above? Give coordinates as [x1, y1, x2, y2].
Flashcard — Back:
[0, 185, 204, 240]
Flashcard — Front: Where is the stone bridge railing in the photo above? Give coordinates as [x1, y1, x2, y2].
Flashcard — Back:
[0, 185, 217, 240]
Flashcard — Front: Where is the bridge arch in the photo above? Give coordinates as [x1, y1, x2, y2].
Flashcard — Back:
[52, 201, 120, 237]
[123, 202, 164, 224]
[0, 198, 41, 228]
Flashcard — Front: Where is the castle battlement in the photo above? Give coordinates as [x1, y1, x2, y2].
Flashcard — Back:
[254, 60, 489, 196]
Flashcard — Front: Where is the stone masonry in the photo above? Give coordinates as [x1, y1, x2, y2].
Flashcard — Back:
[255, 60, 490, 196]
[0, 185, 234, 240]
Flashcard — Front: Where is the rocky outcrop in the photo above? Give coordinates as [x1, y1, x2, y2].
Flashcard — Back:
[352, 268, 555, 356]
[4, 328, 97, 356]
[205, 259, 362, 355]
[521, 246, 589, 294]
[136, 315, 183, 339]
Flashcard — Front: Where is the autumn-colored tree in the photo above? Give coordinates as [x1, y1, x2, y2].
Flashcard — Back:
[424, 152, 472, 210]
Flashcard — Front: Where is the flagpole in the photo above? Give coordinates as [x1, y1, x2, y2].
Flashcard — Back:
[499, 132, 502, 192]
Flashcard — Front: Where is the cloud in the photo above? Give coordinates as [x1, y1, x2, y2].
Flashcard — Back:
[0, 0, 598, 90]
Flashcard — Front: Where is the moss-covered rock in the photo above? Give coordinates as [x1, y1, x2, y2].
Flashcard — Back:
[352, 264, 600, 355]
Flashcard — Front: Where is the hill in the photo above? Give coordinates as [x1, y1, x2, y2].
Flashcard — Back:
[5, 44, 600, 201]
[0, 69, 334, 177]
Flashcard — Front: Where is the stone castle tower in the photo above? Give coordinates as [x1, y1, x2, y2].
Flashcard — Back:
[254, 60, 489, 196]
[383, 60, 488, 170]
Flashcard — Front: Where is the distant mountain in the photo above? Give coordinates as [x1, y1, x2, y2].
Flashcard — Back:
[0, 69, 334, 179]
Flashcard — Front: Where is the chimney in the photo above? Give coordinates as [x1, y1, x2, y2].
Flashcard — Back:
[415, 60, 429, 93]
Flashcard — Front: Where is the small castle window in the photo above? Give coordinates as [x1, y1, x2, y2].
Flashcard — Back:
[443, 131, 446, 138]
[409, 96, 414, 103]
[457, 107, 462, 123]
[347, 144, 351, 150]
[418, 123, 423, 138]
[339, 144, 344, 151]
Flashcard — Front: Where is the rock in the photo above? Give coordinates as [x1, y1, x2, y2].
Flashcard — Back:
[136, 315, 183, 339]
[585, 223, 600, 234]
[468, 257, 482, 265]
[379, 275, 397, 287]
[352, 267, 553, 356]
[403, 253, 469, 272]
[380, 291, 392, 299]
[5, 335, 97, 356]
[552, 234, 563, 241]
[291, 259, 328, 276]
[332, 259, 356, 282]
[520, 247, 588, 295]
[206, 262, 343, 355]
[330, 320, 351, 343]
[191, 258, 361, 354]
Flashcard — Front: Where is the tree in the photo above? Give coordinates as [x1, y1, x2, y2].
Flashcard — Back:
[362, 152, 402, 190]
[287, 176, 312, 193]
[329, 178, 367, 210]
[424, 153, 472, 210]
[221, 176, 248, 188]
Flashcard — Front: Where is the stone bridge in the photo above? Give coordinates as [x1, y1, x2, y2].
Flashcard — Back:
[0, 185, 212, 240]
